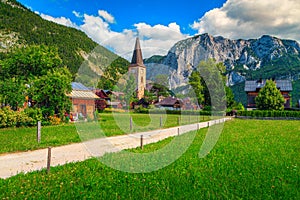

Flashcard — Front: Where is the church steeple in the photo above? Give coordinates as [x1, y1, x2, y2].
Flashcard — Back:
[130, 37, 145, 68]
[128, 37, 146, 100]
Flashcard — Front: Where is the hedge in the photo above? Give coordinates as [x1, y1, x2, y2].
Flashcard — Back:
[133, 107, 224, 116]
[237, 110, 300, 119]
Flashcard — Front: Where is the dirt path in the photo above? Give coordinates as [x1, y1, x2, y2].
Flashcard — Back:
[0, 118, 231, 179]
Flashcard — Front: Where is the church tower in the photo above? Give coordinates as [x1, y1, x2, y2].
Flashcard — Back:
[128, 37, 146, 99]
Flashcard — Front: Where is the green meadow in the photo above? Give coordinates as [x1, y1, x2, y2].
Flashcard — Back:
[0, 119, 299, 199]
[0, 113, 208, 154]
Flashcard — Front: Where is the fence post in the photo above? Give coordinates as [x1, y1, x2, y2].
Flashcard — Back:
[47, 147, 51, 174]
[160, 116, 162, 128]
[130, 117, 133, 131]
[37, 121, 41, 143]
[177, 127, 180, 136]
[140, 135, 143, 150]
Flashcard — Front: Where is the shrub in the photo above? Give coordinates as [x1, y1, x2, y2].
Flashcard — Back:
[24, 108, 43, 125]
[0, 107, 37, 128]
[134, 106, 149, 114]
[48, 116, 61, 125]
[0, 109, 8, 128]
[16, 111, 33, 127]
[103, 108, 126, 113]
[0, 107, 17, 128]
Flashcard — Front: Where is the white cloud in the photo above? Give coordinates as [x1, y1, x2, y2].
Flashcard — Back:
[40, 13, 77, 28]
[98, 10, 115, 24]
[79, 12, 188, 59]
[192, 0, 300, 41]
[132, 22, 188, 58]
[80, 14, 119, 43]
[72, 10, 82, 18]
[39, 10, 188, 59]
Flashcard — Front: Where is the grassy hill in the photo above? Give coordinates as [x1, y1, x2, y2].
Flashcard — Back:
[0, 0, 129, 86]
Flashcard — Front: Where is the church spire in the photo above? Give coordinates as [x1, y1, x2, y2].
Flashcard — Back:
[130, 37, 145, 67]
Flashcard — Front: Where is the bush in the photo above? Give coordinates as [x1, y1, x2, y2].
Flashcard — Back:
[0, 109, 8, 128]
[0, 107, 36, 128]
[134, 106, 149, 114]
[16, 111, 33, 127]
[0, 107, 17, 128]
[48, 116, 61, 125]
[103, 108, 126, 113]
[24, 108, 43, 125]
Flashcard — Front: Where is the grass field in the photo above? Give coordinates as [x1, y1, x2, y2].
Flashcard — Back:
[0, 113, 208, 154]
[0, 119, 299, 199]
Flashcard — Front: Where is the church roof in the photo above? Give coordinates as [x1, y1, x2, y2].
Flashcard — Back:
[129, 37, 146, 68]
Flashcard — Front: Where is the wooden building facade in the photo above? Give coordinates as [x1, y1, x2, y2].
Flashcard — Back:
[245, 80, 292, 109]
[67, 82, 100, 120]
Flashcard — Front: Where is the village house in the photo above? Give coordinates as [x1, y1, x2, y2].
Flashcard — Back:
[67, 82, 100, 120]
[244, 79, 292, 109]
[155, 96, 183, 110]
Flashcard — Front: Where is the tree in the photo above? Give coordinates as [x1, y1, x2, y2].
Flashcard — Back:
[1, 45, 63, 81]
[116, 73, 138, 107]
[150, 83, 170, 101]
[188, 71, 204, 105]
[225, 86, 235, 108]
[29, 68, 72, 118]
[255, 80, 285, 110]
[199, 59, 226, 109]
[0, 78, 26, 110]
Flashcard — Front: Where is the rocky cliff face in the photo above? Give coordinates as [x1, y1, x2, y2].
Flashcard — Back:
[145, 34, 300, 89]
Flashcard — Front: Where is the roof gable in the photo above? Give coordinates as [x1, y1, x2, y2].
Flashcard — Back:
[245, 80, 292, 92]
[68, 82, 100, 99]
[156, 97, 182, 106]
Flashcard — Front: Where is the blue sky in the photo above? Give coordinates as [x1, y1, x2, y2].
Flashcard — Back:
[17, 0, 300, 58]
[18, 0, 226, 34]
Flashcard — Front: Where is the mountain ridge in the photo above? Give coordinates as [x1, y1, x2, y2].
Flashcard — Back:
[145, 33, 300, 89]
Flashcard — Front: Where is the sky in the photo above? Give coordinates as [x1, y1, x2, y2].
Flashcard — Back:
[17, 0, 300, 59]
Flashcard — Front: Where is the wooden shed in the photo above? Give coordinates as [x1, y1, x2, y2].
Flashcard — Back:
[67, 82, 100, 120]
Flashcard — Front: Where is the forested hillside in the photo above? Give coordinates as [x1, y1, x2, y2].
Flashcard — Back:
[0, 0, 128, 81]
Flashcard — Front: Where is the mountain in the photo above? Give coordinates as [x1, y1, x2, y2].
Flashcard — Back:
[145, 33, 300, 89]
[0, 0, 128, 87]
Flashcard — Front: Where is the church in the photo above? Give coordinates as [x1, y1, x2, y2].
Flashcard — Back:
[128, 37, 146, 100]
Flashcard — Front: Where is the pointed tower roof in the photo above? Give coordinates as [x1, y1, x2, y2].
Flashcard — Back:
[130, 37, 146, 68]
